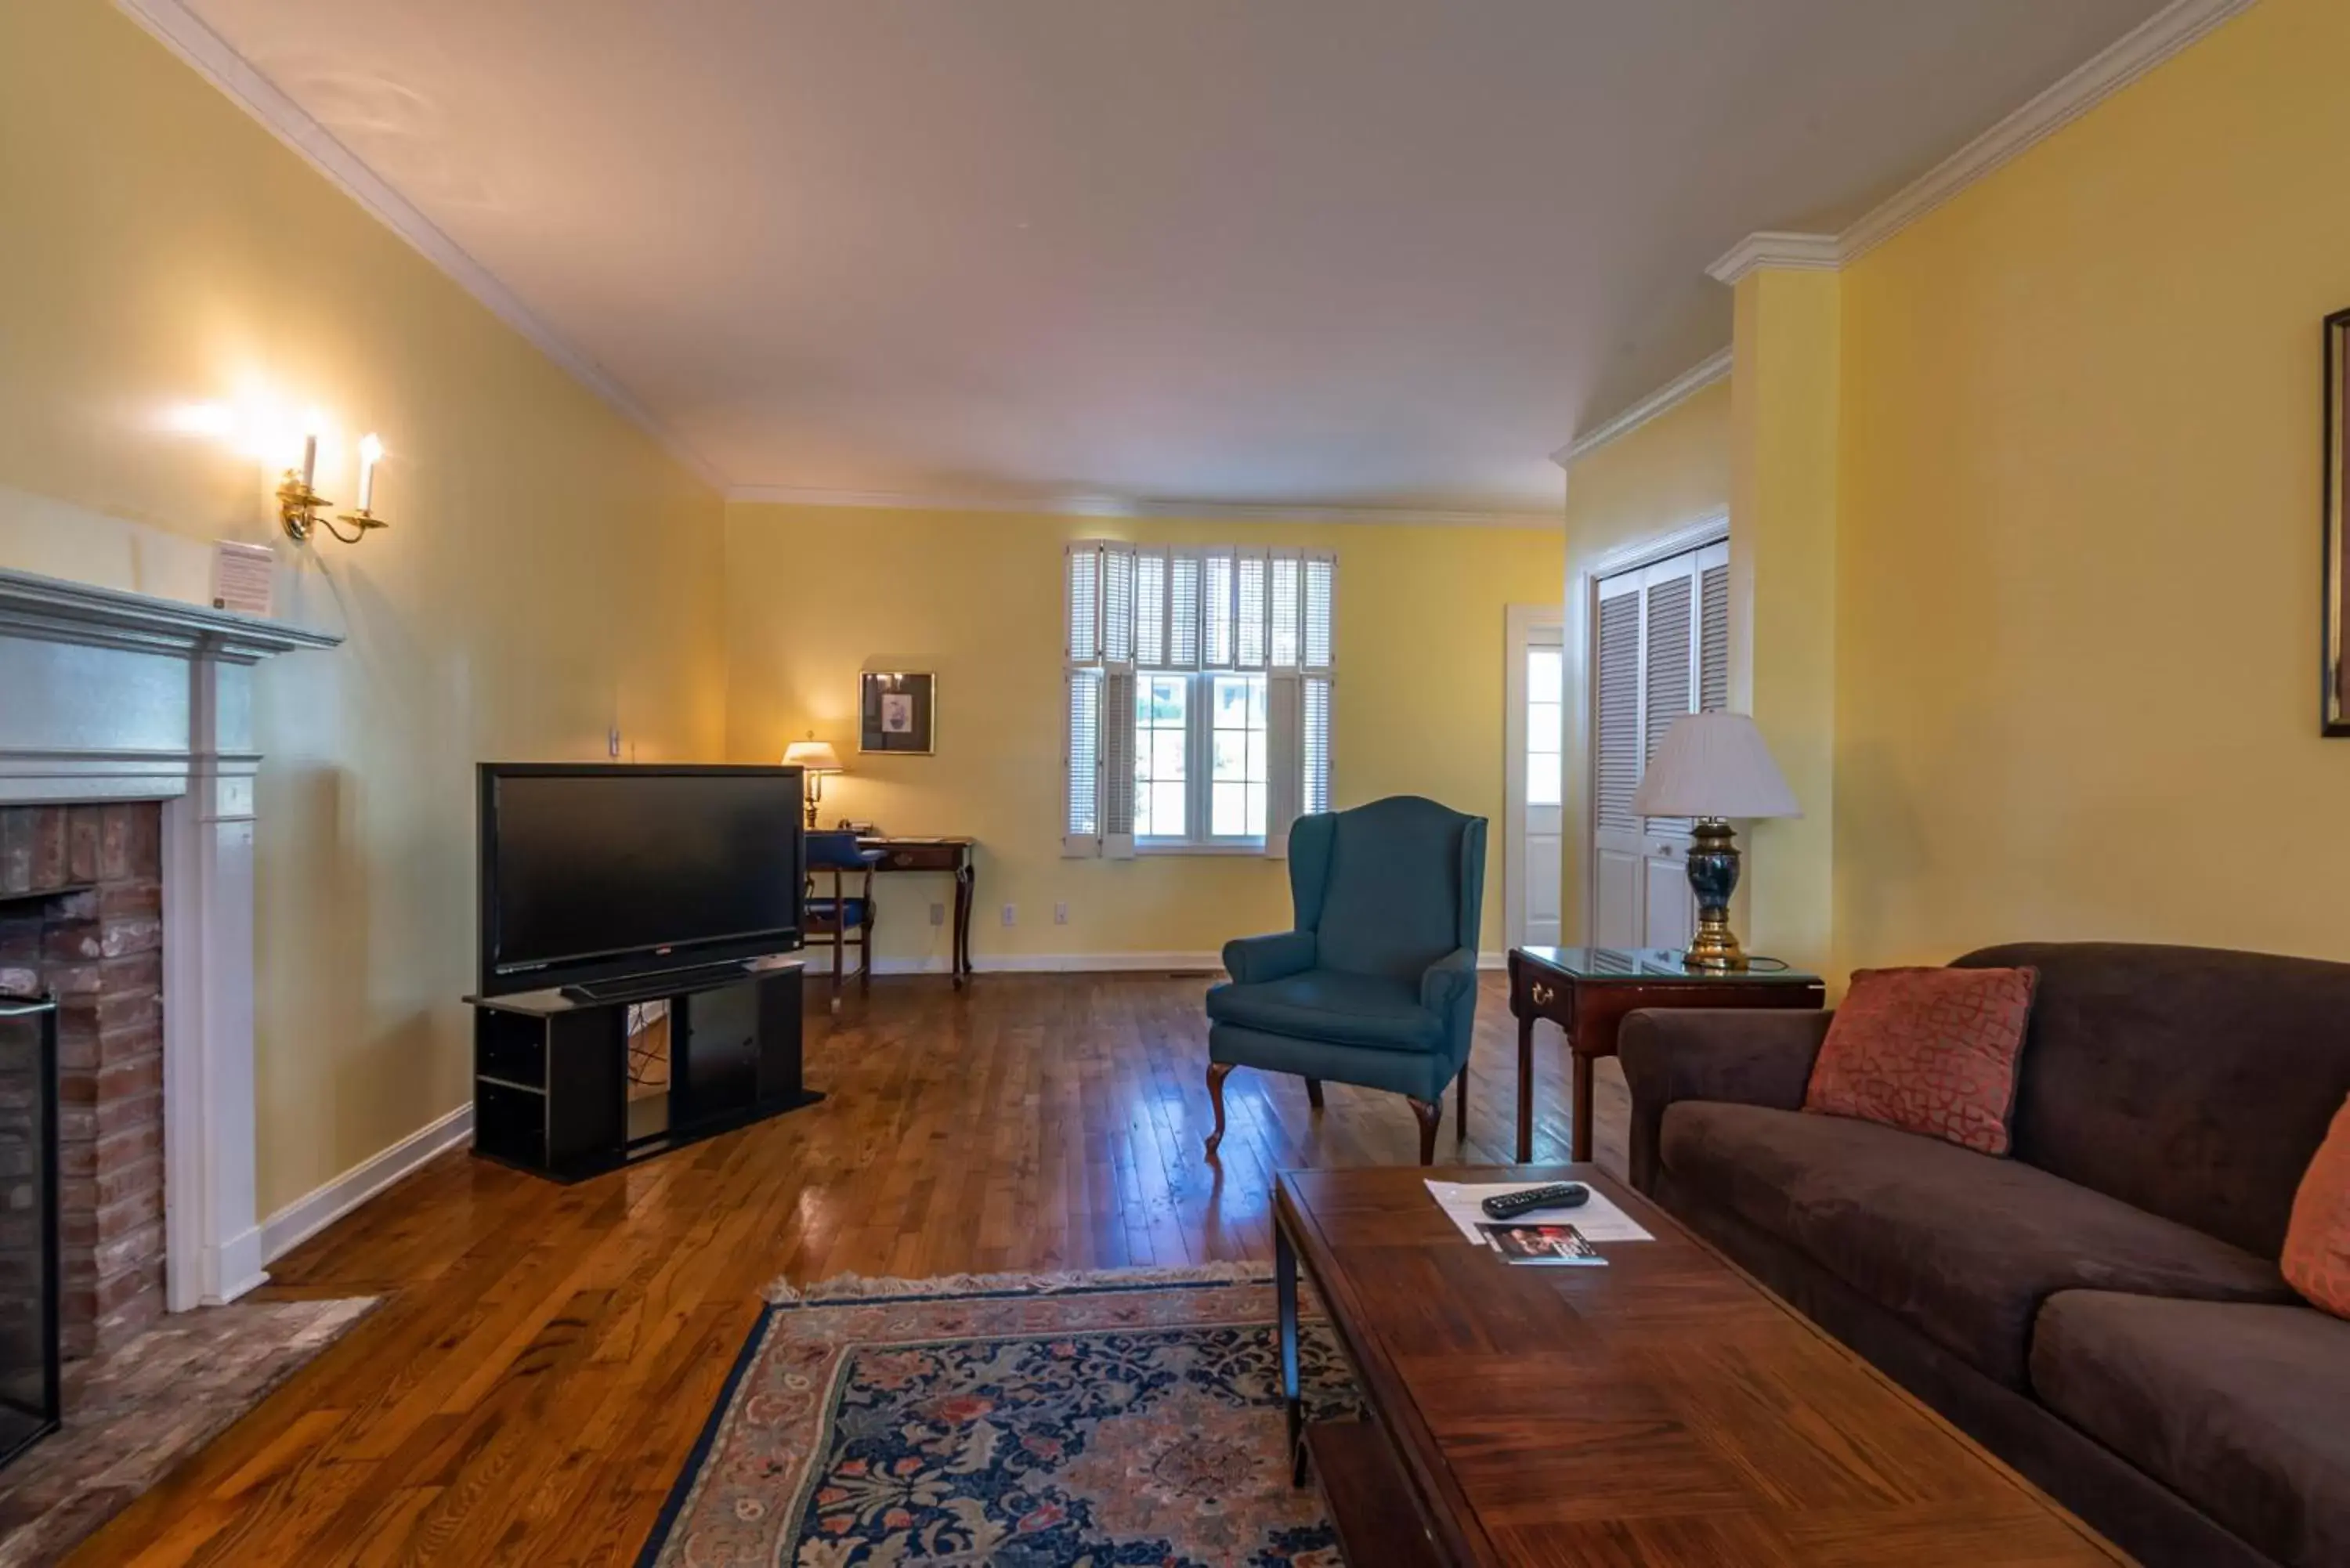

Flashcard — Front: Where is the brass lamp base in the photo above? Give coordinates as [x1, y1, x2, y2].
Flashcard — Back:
[1680, 818, 1750, 973]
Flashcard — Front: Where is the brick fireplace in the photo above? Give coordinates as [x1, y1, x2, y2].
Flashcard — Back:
[0, 804, 165, 1357]
[0, 565, 338, 1346]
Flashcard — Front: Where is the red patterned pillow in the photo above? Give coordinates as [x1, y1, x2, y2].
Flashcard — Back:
[1803, 966, 2037, 1156]
[2283, 1094, 2350, 1320]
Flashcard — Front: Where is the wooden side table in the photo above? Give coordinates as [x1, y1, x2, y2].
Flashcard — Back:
[857, 836, 976, 985]
[1507, 945, 1824, 1163]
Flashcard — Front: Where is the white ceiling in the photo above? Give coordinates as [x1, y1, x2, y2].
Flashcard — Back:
[175, 0, 2171, 517]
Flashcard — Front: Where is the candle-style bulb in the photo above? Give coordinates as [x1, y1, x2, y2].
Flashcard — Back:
[299, 432, 317, 491]
[357, 433, 383, 513]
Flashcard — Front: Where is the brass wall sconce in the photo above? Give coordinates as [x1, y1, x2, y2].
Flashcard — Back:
[279, 432, 389, 544]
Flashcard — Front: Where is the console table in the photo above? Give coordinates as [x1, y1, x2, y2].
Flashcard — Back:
[858, 836, 976, 985]
[1507, 945, 1824, 1164]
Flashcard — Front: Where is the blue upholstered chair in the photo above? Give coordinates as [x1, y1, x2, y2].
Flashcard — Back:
[804, 831, 883, 1011]
[1203, 795, 1488, 1165]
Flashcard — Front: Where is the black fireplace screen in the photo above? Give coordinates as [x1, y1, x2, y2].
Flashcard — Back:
[0, 995, 59, 1469]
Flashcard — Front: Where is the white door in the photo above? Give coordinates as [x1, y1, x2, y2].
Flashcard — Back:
[1590, 541, 1729, 952]
[1504, 608, 1566, 948]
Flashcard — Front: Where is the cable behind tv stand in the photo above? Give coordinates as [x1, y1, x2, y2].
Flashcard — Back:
[463, 955, 815, 1181]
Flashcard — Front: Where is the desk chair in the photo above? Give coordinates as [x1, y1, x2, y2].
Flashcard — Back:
[1204, 795, 1486, 1165]
[804, 831, 882, 1012]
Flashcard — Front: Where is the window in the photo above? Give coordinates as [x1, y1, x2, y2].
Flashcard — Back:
[1525, 647, 1564, 807]
[1065, 543, 1334, 857]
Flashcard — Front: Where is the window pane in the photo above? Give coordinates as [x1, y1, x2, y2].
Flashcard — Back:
[1212, 731, 1246, 781]
[1529, 647, 1563, 705]
[1136, 670, 1189, 838]
[1246, 782, 1267, 837]
[1212, 781, 1247, 837]
[1530, 699, 1562, 755]
[1152, 781, 1187, 834]
[1528, 753, 1563, 807]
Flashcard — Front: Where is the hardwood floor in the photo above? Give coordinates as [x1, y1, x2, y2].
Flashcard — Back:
[72, 972, 1621, 1566]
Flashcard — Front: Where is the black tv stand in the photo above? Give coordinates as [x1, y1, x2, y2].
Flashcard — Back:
[465, 954, 815, 1182]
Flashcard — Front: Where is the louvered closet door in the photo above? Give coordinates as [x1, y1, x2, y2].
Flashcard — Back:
[1590, 541, 1729, 952]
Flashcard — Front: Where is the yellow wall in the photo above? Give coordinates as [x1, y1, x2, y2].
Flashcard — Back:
[1732, 270, 1841, 970]
[0, 0, 727, 1216]
[1557, 380, 1733, 942]
[1832, 0, 2350, 969]
[725, 504, 1563, 963]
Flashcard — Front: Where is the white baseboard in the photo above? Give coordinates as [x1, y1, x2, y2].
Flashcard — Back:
[260, 1101, 475, 1265]
[858, 950, 1513, 977]
[864, 951, 1226, 976]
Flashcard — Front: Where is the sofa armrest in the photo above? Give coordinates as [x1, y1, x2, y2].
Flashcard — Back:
[1618, 1008, 1832, 1195]
[1222, 930, 1317, 985]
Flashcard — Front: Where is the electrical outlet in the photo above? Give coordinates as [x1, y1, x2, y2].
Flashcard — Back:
[606, 728, 622, 759]
[1054, 901, 1068, 926]
[929, 902, 945, 927]
[1000, 903, 1017, 927]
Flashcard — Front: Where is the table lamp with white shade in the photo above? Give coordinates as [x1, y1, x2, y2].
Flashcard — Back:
[782, 734, 844, 829]
[1630, 711, 1801, 972]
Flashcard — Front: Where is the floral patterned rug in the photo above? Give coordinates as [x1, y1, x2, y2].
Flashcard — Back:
[638, 1265, 1361, 1566]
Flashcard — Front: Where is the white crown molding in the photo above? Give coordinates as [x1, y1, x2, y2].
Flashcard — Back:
[726, 485, 1558, 530]
[1838, 0, 2258, 263]
[112, 0, 729, 493]
[1581, 0, 2258, 466]
[1552, 349, 1733, 468]
[1705, 233, 1844, 287]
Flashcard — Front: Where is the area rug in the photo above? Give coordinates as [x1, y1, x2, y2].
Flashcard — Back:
[640, 1264, 1361, 1566]
[0, 1295, 377, 1567]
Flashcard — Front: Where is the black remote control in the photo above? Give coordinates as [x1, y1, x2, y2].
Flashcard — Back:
[1480, 1182, 1589, 1220]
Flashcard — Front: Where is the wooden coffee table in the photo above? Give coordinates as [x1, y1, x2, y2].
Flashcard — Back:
[1273, 1165, 2125, 1566]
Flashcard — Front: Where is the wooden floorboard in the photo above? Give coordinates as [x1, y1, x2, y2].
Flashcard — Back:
[70, 971, 1623, 1566]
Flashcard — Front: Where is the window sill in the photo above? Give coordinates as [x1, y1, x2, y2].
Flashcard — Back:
[1136, 840, 1270, 858]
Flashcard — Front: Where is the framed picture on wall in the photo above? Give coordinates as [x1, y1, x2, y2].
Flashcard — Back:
[860, 670, 935, 753]
[2326, 309, 2350, 735]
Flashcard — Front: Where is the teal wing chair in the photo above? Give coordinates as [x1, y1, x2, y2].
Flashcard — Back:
[1203, 795, 1487, 1165]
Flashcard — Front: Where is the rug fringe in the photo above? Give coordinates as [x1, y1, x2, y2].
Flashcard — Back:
[763, 1260, 1271, 1306]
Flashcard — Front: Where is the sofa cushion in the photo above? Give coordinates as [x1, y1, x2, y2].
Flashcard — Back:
[2034, 1292, 2350, 1568]
[1954, 943, 2350, 1258]
[1660, 1100, 2294, 1387]
[2283, 1093, 2350, 1318]
[1204, 969, 1442, 1054]
[1804, 965, 2035, 1155]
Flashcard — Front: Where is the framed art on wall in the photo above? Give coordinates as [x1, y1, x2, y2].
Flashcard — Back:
[860, 671, 935, 753]
[2326, 309, 2350, 735]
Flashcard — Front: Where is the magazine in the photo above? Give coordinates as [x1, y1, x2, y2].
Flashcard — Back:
[1475, 1222, 1607, 1266]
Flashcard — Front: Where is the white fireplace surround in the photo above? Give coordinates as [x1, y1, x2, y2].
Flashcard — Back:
[0, 566, 340, 1311]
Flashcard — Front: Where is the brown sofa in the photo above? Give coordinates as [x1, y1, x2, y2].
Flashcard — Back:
[1620, 942, 2350, 1568]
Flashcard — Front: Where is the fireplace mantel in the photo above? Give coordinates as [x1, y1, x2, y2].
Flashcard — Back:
[0, 565, 341, 1312]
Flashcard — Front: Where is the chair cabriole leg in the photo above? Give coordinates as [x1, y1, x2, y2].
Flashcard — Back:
[1205, 1062, 1235, 1158]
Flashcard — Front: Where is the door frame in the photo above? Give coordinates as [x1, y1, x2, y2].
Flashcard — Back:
[1571, 513, 1728, 948]
[1503, 602, 1565, 949]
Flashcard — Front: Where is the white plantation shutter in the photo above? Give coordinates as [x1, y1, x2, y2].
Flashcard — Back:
[1235, 548, 1269, 670]
[1302, 674, 1332, 816]
[1204, 553, 1235, 667]
[1134, 549, 1168, 667]
[1697, 541, 1729, 714]
[1641, 573, 1694, 836]
[1264, 670, 1303, 858]
[1064, 540, 1336, 856]
[1064, 667, 1102, 855]
[1168, 552, 1202, 668]
[1594, 580, 1643, 834]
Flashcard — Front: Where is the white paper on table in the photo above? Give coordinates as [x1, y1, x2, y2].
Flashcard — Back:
[1423, 1179, 1654, 1245]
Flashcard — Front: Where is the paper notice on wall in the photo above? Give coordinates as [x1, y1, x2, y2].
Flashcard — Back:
[1424, 1179, 1654, 1245]
[211, 540, 275, 618]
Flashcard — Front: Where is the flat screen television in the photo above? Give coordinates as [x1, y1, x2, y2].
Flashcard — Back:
[476, 764, 806, 996]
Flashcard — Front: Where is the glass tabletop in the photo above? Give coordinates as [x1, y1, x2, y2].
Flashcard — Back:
[1513, 945, 1821, 983]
